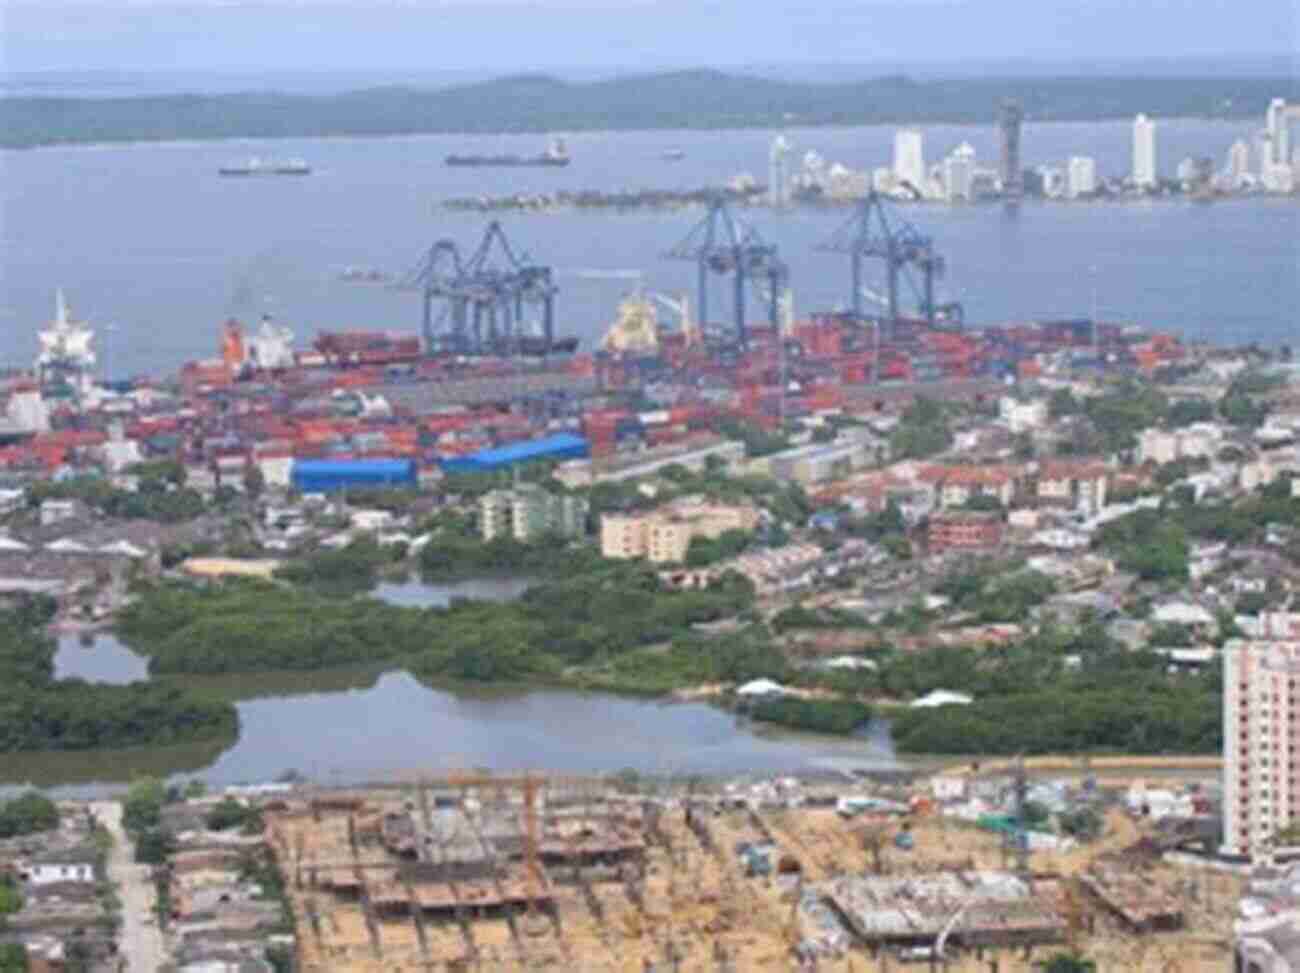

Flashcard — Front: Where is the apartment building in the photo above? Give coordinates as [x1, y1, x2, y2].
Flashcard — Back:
[918, 465, 1019, 509]
[479, 485, 589, 542]
[1137, 424, 1224, 466]
[600, 497, 760, 564]
[752, 439, 872, 486]
[1223, 635, 1300, 859]
[927, 511, 1005, 553]
[1036, 460, 1109, 514]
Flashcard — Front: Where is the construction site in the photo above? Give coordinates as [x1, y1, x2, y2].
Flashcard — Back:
[262, 771, 1241, 972]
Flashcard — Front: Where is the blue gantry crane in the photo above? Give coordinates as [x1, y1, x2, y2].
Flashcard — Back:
[401, 222, 557, 356]
[815, 190, 961, 337]
[663, 195, 788, 349]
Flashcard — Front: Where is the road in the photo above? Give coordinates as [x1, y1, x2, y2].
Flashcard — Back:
[92, 801, 167, 973]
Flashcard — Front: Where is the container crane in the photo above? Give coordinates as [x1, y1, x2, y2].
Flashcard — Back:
[815, 190, 959, 338]
[400, 222, 557, 357]
[663, 194, 787, 349]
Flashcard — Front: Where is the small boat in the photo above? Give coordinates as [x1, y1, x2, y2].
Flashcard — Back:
[338, 266, 393, 284]
[662, 149, 686, 161]
[218, 157, 311, 176]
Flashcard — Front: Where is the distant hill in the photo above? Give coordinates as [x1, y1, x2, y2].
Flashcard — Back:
[2, 69, 1295, 149]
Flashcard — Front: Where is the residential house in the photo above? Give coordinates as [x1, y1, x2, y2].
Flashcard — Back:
[1242, 460, 1280, 493]
[20, 851, 96, 886]
[998, 396, 1048, 434]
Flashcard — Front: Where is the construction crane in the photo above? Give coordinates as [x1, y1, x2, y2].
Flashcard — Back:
[399, 222, 557, 356]
[815, 190, 959, 338]
[663, 194, 788, 349]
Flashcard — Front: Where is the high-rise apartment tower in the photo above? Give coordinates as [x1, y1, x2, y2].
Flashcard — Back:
[998, 100, 1024, 200]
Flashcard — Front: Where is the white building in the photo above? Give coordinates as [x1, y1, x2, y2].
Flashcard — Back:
[871, 167, 897, 194]
[1223, 638, 1300, 859]
[1266, 98, 1291, 169]
[1226, 139, 1252, 187]
[998, 396, 1047, 434]
[768, 135, 792, 208]
[6, 386, 50, 433]
[941, 143, 976, 202]
[21, 857, 96, 886]
[893, 129, 927, 197]
[1036, 165, 1066, 199]
[1066, 156, 1097, 198]
[1132, 114, 1157, 189]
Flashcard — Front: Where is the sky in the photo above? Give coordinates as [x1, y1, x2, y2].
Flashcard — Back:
[2, 0, 1297, 77]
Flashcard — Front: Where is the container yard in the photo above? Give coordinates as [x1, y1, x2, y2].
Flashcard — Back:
[1, 194, 1189, 483]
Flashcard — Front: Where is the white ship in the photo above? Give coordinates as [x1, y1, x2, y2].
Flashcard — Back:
[36, 290, 96, 397]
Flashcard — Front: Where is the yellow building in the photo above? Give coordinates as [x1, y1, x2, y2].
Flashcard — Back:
[180, 557, 282, 579]
[600, 497, 759, 564]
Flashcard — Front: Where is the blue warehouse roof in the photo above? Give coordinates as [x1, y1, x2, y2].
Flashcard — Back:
[292, 459, 415, 478]
[291, 458, 417, 491]
[440, 433, 589, 473]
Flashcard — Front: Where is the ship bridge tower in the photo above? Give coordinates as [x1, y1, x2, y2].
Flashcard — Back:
[36, 290, 97, 398]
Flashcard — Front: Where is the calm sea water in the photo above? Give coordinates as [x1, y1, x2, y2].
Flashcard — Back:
[2, 119, 1295, 376]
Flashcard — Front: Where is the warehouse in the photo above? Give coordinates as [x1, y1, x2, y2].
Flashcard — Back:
[291, 458, 417, 493]
[440, 433, 588, 474]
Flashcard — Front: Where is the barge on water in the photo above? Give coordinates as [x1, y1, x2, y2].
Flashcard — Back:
[446, 137, 570, 168]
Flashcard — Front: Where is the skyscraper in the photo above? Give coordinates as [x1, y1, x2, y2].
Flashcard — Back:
[1132, 114, 1157, 188]
[1066, 156, 1097, 198]
[768, 135, 792, 207]
[1266, 98, 1290, 167]
[893, 129, 926, 196]
[1223, 616, 1300, 860]
[1227, 139, 1252, 184]
[941, 143, 976, 201]
[998, 100, 1024, 200]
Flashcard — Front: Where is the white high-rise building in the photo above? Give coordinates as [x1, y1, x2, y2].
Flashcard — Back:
[1226, 139, 1252, 184]
[1223, 616, 1300, 860]
[768, 135, 792, 207]
[893, 129, 926, 196]
[1132, 114, 1157, 189]
[1266, 98, 1290, 168]
[941, 143, 976, 201]
[1066, 156, 1097, 198]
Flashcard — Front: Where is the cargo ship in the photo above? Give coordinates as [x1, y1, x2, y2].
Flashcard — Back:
[445, 137, 569, 168]
[218, 158, 311, 176]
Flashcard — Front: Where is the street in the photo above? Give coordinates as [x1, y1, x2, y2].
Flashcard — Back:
[91, 801, 166, 973]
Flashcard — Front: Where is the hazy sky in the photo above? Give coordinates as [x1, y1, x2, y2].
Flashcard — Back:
[3, 0, 1297, 75]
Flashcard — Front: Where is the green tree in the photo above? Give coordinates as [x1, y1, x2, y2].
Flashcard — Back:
[1042, 952, 1097, 973]
[133, 827, 176, 865]
[123, 777, 166, 834]
[0, 876, 22, 915]
[0, 791, 59, 838]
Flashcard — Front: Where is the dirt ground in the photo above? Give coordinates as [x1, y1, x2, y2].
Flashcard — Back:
[267, 797, 1241, 972]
